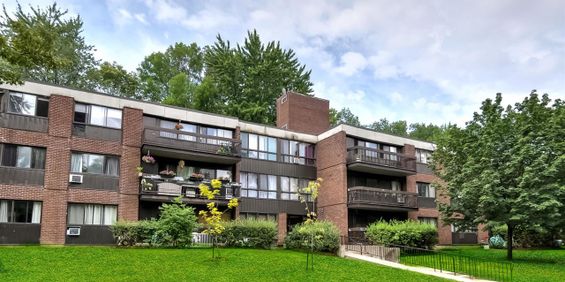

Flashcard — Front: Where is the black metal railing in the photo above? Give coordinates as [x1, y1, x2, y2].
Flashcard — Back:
[348, 186, 418, 209]
[340, 236, 513, 282]
[347, 146, 416, 171]
[140, 176, 240, 200]
[143, 127, 241, 157]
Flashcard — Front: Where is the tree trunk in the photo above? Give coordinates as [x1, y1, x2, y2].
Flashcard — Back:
[506, 225, 513, 260]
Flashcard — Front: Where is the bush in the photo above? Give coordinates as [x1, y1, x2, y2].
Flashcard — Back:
[152, 198, 198, 248]
[284, 221, 340, 253]
[111, 220, 157, 246]
[489, 224, 560, 248]
[365, 220, 438, 249]
[220, 219, 277, 249]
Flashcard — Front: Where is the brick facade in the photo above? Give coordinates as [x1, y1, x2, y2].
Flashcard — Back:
[276, 92, 330, 135]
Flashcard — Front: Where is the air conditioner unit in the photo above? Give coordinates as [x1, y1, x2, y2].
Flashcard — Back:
[67, 227, 81, 236]
[69, 174, 83, 183]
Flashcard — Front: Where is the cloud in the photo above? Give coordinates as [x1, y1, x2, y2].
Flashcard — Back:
[334, 52, 368, 76]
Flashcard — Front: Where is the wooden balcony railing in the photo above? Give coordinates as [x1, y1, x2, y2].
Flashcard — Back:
[143, 127, 241, 157]
[347, 146, 416, 172]
[0, 112, 48, 132]
[140, 176, 240, 201]
[0, 166, 45, 186]
[348, 186, 418, 209]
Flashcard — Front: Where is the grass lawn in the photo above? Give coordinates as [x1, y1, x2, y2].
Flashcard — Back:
[0, 246, 447, 281]
[438, 245, 565, 282]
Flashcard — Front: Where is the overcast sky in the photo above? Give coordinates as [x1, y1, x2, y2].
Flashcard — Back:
[6, 0, 565, 125]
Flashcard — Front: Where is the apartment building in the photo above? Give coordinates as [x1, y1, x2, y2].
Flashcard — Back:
[0, 81, 488, 245]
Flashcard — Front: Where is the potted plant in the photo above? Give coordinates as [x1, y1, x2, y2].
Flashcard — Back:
[175, 120, 184, 130]
[140, 179, 153, 191]
[159, 169, 176, 178]
[142, 152, 155, 164]
[216, 144, 231, 155]
[219, 176, 231, 184]
[189, 172, 204, 181]
[135, 166, 143, 177]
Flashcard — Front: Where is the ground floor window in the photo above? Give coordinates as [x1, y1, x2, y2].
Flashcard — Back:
[240, 212, 277, 221]
[451, 224, 478, 233]
[0, 200, 42, 223]
[418, 217, 438, 228]
[67, 204, 117, 225]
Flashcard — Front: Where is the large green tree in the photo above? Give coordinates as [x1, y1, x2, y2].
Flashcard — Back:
[205, 30, 313, 124]
[368, 118, 408, 136]
[0, 3, 98, 88]
[408, 122, 446, 142]
[137, 42, 203, 102]
[432, 91, 564, 260]
[87, 61, 140, 98]
[329, 107, 361, 126]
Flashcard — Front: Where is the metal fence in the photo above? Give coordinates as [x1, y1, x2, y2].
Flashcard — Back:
[341, 236, 513, 282]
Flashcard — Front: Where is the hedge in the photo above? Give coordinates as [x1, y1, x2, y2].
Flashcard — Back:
[220, 219, 278, 249]
[110, 220, 157, 246]
[366, 220, 438, 249]
[284, 221, 340, 253]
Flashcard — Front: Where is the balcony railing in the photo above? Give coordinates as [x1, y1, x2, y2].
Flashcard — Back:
[72, 123, 121, 142]
[348, 186, 418, 209]
[143, 127, 241, 157]
[0, 112, 48, 132]
[140, 175, 240, 201]
[347, 146, 416, 172]
[0, 166, 44, 186]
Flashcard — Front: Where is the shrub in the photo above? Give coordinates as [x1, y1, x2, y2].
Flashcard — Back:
[284, 221, 340, 253]
[365, 220, 438, 249]
[151, 197, 198, 248]
[220, 219, 277, 249]
[489, 224, 560, 248]
[111, 220, 157, 246]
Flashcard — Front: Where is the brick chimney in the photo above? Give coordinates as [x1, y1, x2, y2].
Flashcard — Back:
[276, 91, 330, 135]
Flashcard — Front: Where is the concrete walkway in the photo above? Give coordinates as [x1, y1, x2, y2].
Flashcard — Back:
[343, 251, 494, 282]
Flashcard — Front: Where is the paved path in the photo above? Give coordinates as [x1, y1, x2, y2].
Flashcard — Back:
[343, 251, 494, 282]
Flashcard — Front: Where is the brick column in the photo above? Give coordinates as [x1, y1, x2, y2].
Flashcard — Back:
[41, 95, 74, 244]
[119, 107, 143, 220]
[277, 212, 288, 245]
[316, 131, 349, 236]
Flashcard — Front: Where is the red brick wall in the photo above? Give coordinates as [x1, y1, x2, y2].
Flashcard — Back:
[277, 212, 287, 245]
[118, 108, 143, 221]
[316, 131, 348, 236]
[276, 92, 330, 135]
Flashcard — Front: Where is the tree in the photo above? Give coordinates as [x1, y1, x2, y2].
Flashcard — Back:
[87, 61, 140, 98]
[137, 42, 203, 102]
[432, 91, 564, 260]
[0, 3, 98, 88]
[162, 72, 196, 108]
[368, 118, 408, 136]
[205, 30, 313, 124]
[408, 122, 446, 142]
[329, 107, 361, 126]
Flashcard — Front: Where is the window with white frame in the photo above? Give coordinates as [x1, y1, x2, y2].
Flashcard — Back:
[74, 103, 122, 129]
[416, 149, 433, 164]
[417, 182, 436, 198]
[241, 172, 277, 199]
[1, 144, 46, 169]
[418, 217, 438, 228]
[8, 92, 49, 117]
[67, 204, 117, 225]
[241, 133, 277, 161]
[70, 152, 119, 176]
[0, 200, 42, 223]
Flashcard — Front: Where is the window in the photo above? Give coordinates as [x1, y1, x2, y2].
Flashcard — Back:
[0, 200, 42, 223]
[71, 153, 119, 176]
[417, 182, 436, 198]
[74, 103, 122, 129]
[241, 173, 276, 199]
[241, 133, 277, 161]
[67, 204, 117, 225]
[416, 149, 433, 164]
[419, 217, 438, 228]
[199, 126, 233, 145]
[240, 213, 277, 221]
[280, 140, 315, 165]
[8, 92, 49, 117]
[451, 224, 478, 233]
[0, 144, 46, 169]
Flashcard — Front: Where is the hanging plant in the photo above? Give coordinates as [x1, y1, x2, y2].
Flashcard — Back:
[142, 151, 155, 164]
[175, 120, 184, 130]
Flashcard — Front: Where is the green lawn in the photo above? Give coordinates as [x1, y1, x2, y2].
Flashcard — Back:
[437, 246, 565, 282]
[0, 246, 447, 281]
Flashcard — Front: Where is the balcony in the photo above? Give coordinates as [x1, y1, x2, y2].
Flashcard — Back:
[139, 175, 240, 205]
[72, 123, 121, 142]
[348, 186, 418, 211]
[142, 127, 241, 165]
[0, 166, 44, 186]
[346, 146, 416, 176]
[0, 112, 48, 133]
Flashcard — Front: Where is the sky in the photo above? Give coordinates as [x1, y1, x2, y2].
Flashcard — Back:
[5, 0, 565, 126]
